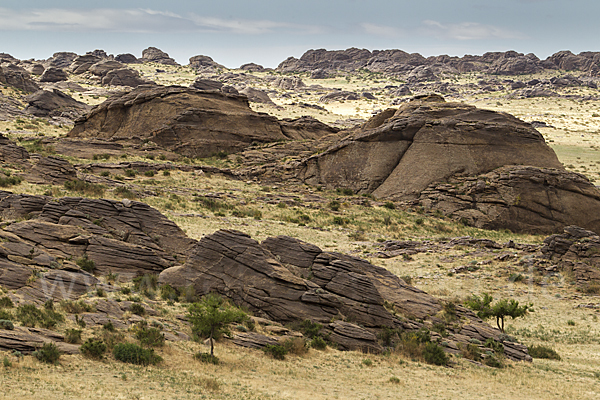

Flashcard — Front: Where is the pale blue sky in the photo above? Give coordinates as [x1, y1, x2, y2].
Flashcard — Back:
[0, 0, 597, 68]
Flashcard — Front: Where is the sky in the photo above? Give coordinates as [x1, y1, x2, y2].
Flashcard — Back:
[0, 0, 598, 68]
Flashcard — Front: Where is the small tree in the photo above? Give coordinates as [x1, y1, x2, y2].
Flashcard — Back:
[187, 293, 247, 360]
[465, 293, 532, 332]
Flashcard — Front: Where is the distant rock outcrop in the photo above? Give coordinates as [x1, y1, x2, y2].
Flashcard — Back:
[68, 86, 335, 157]
[0, 65, 40, 93]
[115, 53, 140, 64]
[240, 63, 264, 72]
[25, 89, 89, 118]
[40, 67, 68, 83]
[101, 68, 149, 87]
[45, 52, 78, 69]
[189, 55, 225, 71]
[141, 47, 179, 66]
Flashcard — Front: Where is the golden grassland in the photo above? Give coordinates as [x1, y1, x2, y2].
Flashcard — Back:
[2, 65, 600, 399]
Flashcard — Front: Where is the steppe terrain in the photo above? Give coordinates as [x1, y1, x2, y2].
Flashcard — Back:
[1, 48, 600, 399]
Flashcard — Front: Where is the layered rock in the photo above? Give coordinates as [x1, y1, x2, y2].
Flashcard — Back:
[541, 226, 600, 284]
[299, 95, 562, 198]
[25, 89, 89, 118]
[0, 64, 40, 93]
[159, 229, 530, 359]
[40, 67, 68, 83]
[417, 166, 600, 235]
[68, 86, 336, 157]
[101, 68, 149, 87]
[141, 47, 179, 66]
[189, 55, 225, 70]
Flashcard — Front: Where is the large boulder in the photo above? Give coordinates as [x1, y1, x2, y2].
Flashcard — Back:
[541, 226, 600, 285]
[25, 89, 89, 118]
[69, 55, 101, 74]
[88, 60, 124, 77]
[159, 229, 531, 360]
[101, 68, 149, 87]
[417, 166, 600, 235]
[141, 47, 179, 66]
[39, 67, 68, 83]
[0, 65, 40, 93]
[115, 53, 140, 64]
[189, 55, 225, 70]
[68, 86, 334, 157]
[45, 52, 78, 69]
[299, 95, 563, 198]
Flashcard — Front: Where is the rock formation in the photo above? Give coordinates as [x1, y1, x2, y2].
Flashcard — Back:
[40, 67, 68, 83]
[0, 65, 40, 93]
[25, 89, 89, 118]
[141, 47, 179, 66]
[68, 86, 336, 157]
[189, 55, 225, 71]
[297, 95, 600, 234]
[541, 226, 600, 284]
[159, 229, 530, 359]
[115, 53, 140, 64]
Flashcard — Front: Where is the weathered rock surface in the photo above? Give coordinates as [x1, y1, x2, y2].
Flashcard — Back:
[418, 166, 600, 235]
[191, 78, 223, 91]
[541, 226, 600, 284]
[45, 52, 78, 69]
[299, 95, 562, 198]
[159, 229, 531, 359]
[189, 55, 224, 70]
[26, 156, 78, 184]
[239, 63, 264, 72]
[68, 86, 336, 157]
[115, 53, 140, 64]
[0, 326, 79, 354]
[141, 47, 179, 66]
[25, 89, 89, 118]
[0, 64, 40, 93]
[0, 134, 29, 163]
[239, 87, 275, 104]
[40, 67, 69, 83]
[101, 68, 149, 87]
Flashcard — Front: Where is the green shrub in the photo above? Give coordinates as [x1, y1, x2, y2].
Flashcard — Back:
[103, 321, 115, 332]
[383, 202, 395, 210]
[310, 336, 327, 350]
[194, 352, 219, 364]
[3, 356, 11, 368]
[76, 254, 95, 272]
[124, 169, 137, 177]
[159, 284, 179, 301]
[65, 329, 82, 344]
[328, 200, 340, 211]
[34, 342, 61, 364]
[144, 170, 155, 177]
[0, 320, 14, 330]
[64, 180, 105, 196]
[336, 188, 353, 196]
[0, 297, 14, 308]
[298, 320, 323, 339]
[16, 304, 64, 329]
[129, 303, 146, 316]
[162, 170, 170, 176]
[333, 216, 349, 225]
[60, 300, 92, 314]
[135, 326, 165, 348]
[80, 339, 107, 359]
[423, 342, 449, 366]
[528, 344, 561, 360]
[133, 274, 159, 291]
[114, 186, 137, 199]
[0, 175, 23, 188]
[113, 343, 162, 365]
[362, 358, 373, 366]
[263, 343, 288, 360]
[0, 310, 12, 321]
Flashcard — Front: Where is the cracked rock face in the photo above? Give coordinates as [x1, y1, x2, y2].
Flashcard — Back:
[159, 229, 531, 360]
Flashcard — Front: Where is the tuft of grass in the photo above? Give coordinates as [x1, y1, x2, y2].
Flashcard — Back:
[34, 343, 61, 364]
[529, 344, 561, 360]
[64, 180, 105, 196]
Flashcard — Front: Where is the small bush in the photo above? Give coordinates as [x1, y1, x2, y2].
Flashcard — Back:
[81, 339, 107, 359]
[100, 171, 110, 177]
[64, 180, 105, 196]
[298, 320, 323, 339]
[114, 186, 137, 199]
[263, 343, 288, 360]
[135, 326, 165, 348]
[144, 170, 155, 177]
[389, 376, 401, 384]
[362, 358, 373, 366]
[0, 310, 12, 321]
[310, 336, 327, 350]
[34, 342, 61, 364]
[3, 356, 11, 368]
[0, 175, 23, 188]
[76, 254, 95, 272]
[113, 343, 162, 365]
[124, 169, 137, 177]
[0, 297, 14, 308]
[194, 352, 219, 364]
[328, 200, 340, 211]
[60, 300, 92, 314]
[103, 321, 115, 332]
[383, 202, 395, 210]
[284, 337, 308, 356]
[159, 284, 178, 301]
[333, 216, 349, 225]
[336, 188, 354, 196]
[133, 274, 159, 291]
[0, 320, 14, 330]
[16, 304, 64, 329]
[528, 344, 561, 360]
[162, 170, 170, 176]
[129, 303, 146, 316]
[65, 329, 82, 344]
[423, 342, 449, 366]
